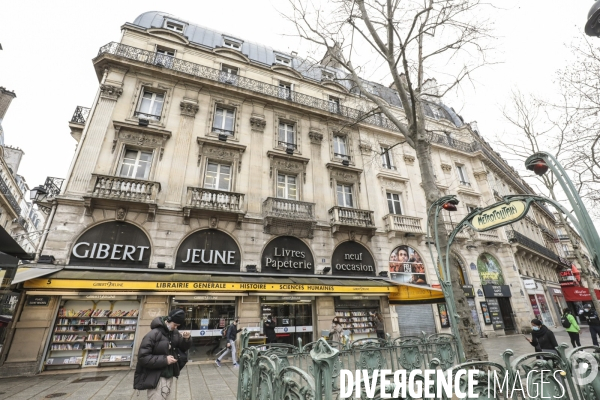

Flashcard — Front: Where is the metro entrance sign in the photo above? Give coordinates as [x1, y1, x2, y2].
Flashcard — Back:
[470, 200, 527, 231]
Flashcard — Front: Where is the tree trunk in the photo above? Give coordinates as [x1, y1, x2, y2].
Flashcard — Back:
[416, 136, 488, 361]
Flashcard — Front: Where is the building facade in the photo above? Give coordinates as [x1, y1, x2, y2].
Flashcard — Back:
[1, 11, 589, 375]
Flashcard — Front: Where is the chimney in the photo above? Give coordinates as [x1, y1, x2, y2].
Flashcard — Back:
[0, 87, 17, 122]
[469, 121, 480, 135]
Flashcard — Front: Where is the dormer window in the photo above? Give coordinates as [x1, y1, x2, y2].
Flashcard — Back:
[322, 71, 335, 80]
[275, 55, 292, 66]
[224, 40, 241, 50]
[164, 20, 185, 34]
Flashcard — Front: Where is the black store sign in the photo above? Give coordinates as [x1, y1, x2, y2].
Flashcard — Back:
[27, 296, 50, 306]
[486, 298, 505, 330]
[261, 236, 314, 274]
[482, 284, 512, 298]
[175, 229, 241, 271]
[331, 241, 376, 277]
[462, 285, 475, 298]
[70, 222, 151, 267]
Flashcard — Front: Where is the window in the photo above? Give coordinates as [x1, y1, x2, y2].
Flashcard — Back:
[386, 192, 402, 215]
[336, 184, 354, 208]
[562, 244, 570, 255]
[277, 174, 298, 200]
[322, 71, 335, 80]
[165, 21, 184, 33]
[136, 90, 164, 121]
[456, 165, 470, 186]
[278, 122, 296, 150]
[275, 55, 291, 66]
[223, 40, 241, 50]
[279, 81, 292, 100]
[219, 65, 238, 84]
[213, 107, 235, 135]
[333, 135, 350, 161]
[119, 150, 153, 180]
[204, 162, 231, 191]
[155, 46, 175, 68]
[329, 96, 340, 113]
[381, 147, 395, 170]
[467, 205, 477, 214]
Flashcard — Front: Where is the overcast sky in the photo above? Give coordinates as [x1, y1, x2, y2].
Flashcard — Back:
[0, 0, 593, 194]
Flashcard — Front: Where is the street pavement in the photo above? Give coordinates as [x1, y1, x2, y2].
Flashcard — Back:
[0, 327, 594, 400]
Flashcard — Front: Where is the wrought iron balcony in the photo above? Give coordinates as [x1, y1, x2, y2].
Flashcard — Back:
[507, 230, 561, 263]
[475, 229, 502, 243]
[70, 106, 90, 125]
[89, 174, 160, 203]
[429, 132, 474, 153]
[383, 214, 424, 239]
[263, 197, 316, 238]
[187, 187, 244, 212]
[0, 165, 21, 215]
[134, 111, 162, 121]
[329, 206, 376, 236]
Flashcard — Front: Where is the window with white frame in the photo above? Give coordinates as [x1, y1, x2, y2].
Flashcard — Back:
[386, 192, 402, 215]
[275, 55, 291, 66]
[213, 106, 235, 135]
[322, 71, 335, 80]
[333, 135, 350, 161]
[381, 146, 395, 169]
[119, 149, 153, 180]
[155, 46, 175, 68]
[456, 165, 470, 186]
[223, 40, 242, 50]
[136, 90, 165, 121]
[336, 184, 354, 208]
[219, 64, 239, 84]
[204, 162, 232, 191]
[329, 96, 341, 113]
[561, 243, 570, 255]
[164, 21, 184, 33]
[278, 122, 296, 150]
[279, 81, 292, 100]
[277, 173, 298, 200]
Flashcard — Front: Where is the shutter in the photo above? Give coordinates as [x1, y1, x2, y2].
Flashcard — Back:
[396, 304, 436, 337]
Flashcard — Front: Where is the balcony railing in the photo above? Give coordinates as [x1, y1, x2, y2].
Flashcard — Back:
[90, 174, 160, 203]
[507, 230, 560, 262]
[70, 106, 91, 125]
[329, 206, 375, 228]
[459, 181, 471, 187]
[134, 111, 162, 121]
[476, 229, 501, 242]
[187, 187, 244, 212]
[0, 165, 21, 215]
[263, 197, 315, 221]
[429, 132, 474, 153]
[383, 214, 424, 234]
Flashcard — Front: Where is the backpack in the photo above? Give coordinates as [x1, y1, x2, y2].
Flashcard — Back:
[221, 325, 230, 338]
[561, 314, 572, 329]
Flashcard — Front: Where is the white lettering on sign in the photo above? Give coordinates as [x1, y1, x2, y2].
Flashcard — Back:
[274, 247, 306, 258]
[335, 263, 374, 272]
[265, 257, 313, 270]
[181, 249, 237, 264]
[344, 253, 363, 261]
[72, 242, 149, 261]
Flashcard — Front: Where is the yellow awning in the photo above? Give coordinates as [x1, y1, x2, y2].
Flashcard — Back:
[388, 283, 445, 304]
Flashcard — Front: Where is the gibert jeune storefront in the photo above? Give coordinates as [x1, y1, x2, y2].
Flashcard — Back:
[7, 222, 443, 374]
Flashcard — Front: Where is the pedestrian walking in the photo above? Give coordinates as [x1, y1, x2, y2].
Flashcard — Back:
[215, 317, 242, 367]
[264, 315, 277, 344]
[330, 317, 344, 342]
[373, 312, 385, 340]
[525, 319, 558, 355]
[579, 303, 600, 346]
[562, 308, 581, 348]
[133, 309, 191, 400]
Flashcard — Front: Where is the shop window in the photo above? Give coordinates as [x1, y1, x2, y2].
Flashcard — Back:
[381, 146, 395, 169]
[334, 298, 380, 337]
[386, 192, 402, 215]
[136, 89, 165, 121]
[213, 106, 235, 136]
[277, 173, 298, 200]
[333, 135, 350, 162]
[204, 162, 232, 191]
[278, 122, 296, 151]
[336, 184, 354, 208]
[119, 149, 153, 180]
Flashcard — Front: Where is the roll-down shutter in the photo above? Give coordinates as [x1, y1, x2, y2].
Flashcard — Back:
[396, 304, 436, 337]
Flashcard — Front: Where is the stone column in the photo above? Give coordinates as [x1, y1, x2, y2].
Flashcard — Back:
[246, 104, 267, 214]
[165, 100, 199, 205]
[66, 84, 123, 195]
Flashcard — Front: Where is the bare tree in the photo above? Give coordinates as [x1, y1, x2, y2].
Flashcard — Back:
[500, 90, 600, 314]
[284, 0, 496, 360]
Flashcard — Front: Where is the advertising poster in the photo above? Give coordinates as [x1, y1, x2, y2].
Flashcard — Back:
[480, 302, 492, 324]
[437, 303, 450, 328]
[389, 245, 427, 285]
[477, 253, 505, 285]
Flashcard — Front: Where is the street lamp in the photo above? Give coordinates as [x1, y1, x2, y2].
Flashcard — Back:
[29, 185, 48, 203]
[586, 0, 600, 37]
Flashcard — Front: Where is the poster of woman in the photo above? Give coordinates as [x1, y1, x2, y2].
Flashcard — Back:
[476, 253, 505, 285]
[389, 245, 427, 285]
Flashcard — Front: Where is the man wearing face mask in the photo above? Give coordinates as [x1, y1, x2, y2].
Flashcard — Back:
[579, 304, 600, 346]
[134, 309, 191, 399]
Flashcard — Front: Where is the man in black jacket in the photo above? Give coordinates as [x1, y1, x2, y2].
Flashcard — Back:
[134, 309, 191, 399]
[215, 317, 242, 367]
[579, 303, 600, 346]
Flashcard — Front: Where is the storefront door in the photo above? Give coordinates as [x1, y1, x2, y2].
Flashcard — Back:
[497, 298, 516, 332]
[170, 297, 236, 362]
[261, 298, 313, 346]
[528, 294, 554, 326]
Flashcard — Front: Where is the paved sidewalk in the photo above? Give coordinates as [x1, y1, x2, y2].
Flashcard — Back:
[0, 362, 238, 400]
